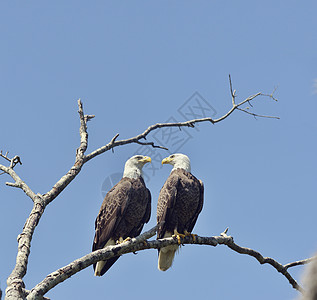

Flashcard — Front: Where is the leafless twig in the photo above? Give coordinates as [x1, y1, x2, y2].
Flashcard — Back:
[236, 107, 280, 119]
[285, 256, 317, 270]
[82, 75, 278, 161]
[229, 74, 237, 105]
[135, 140, 168, 150]
[220, 229, 302, 292]
[0, 150, 22, 172]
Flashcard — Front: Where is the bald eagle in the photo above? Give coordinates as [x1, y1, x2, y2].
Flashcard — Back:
[156, 153, 204, 271]
[93, 155, 152, 276]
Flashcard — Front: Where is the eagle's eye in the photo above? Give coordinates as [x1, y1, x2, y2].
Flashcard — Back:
[135, 155, 143, 160]
[170, 155, 175, 159]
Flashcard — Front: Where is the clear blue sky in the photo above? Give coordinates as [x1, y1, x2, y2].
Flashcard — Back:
[0, 1, 316, 299]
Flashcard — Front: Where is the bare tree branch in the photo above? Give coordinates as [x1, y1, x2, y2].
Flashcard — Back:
[135, 140, 168, 150]
[24, 290, 49, 300]
[4, 193, 45, 300]
[236, 107, 280, 119]
[41, 99, 90, 207]
[219, 230, 303, 293]
[285, 256, 317, 270]
[84, 85, 278, 162]
[229, 74, 237, 105]
[26, 227, 307, 299]
[262, 86, 278, 102]
[1, 80, 279, 299]
[1, 101, 91, 300]
[0, 151, 22, 170]
[0, 163, 36, 202]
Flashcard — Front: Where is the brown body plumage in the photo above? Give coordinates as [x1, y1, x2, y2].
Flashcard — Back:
[157, 158, 204, 271]
[93, 155, 151, 276]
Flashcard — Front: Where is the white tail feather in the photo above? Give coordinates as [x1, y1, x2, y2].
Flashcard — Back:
[158, 231, 178, 271]
[94, 261, 106, 276]
[158, 244, 178, 271]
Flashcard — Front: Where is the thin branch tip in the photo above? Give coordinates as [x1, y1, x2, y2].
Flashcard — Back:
[223, 227, 229, 234]
[111, 133, 120, 142]
[85, 114, 95, 122]
[135, 140, 168, 150]
[0, 151, 22, 169]
[284, 255, 317, 270]
[6, 182, 21, 188]
[236, 107, 280, 120]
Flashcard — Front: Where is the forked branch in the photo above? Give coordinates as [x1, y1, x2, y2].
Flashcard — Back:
[0, 150, 22, 169]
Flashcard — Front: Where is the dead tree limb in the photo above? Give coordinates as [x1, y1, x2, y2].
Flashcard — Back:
[26, 226, 308, 299]
[1, 79, 279, 299]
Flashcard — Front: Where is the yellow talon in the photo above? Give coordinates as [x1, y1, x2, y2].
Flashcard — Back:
[116, 237, 131, 244]
[172, 230, 186, 245]
[191, 234, 197, 242]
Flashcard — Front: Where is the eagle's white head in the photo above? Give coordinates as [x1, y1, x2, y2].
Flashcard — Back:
[123, 155, 151, 179]
[161, 153, 191, 173]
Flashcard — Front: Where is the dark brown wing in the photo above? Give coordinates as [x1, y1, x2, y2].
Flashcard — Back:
[92, 178, 133, 252]
[123, 184, 151, 238]
[186, 179, 204, 233]
[142, 188, 152, 225]
[92, 177, 151, 275]
[157, 169, 204, 239]
[156, 171, 179, 239]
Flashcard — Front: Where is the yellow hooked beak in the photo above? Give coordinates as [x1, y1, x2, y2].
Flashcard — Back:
[161, 157, 172, 165]
[140, 156, 151, 164]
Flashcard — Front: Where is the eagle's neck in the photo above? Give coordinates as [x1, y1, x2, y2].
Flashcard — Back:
[171, 160, 191, 173]
[123, 164, 143, 179]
